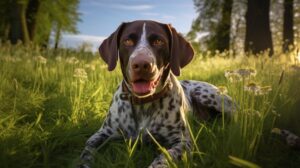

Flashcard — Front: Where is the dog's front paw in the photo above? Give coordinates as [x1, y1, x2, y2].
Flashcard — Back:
[148, 155, 168, 168]
[77, 146, 96, 168]
[77, 163, 91, 168]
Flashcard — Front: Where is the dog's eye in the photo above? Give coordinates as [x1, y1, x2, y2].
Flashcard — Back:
[153, 39, 164, 46]
[123, 39, 134, 47]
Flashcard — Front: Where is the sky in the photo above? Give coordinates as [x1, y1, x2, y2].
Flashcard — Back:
[59, 0, 197, 51]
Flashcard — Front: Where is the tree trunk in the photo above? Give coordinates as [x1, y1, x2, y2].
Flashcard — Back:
[9, 1, 23, 44]
[19, 2, 30, 44]
[215, 0, 233, 52]
[245, 0, 273, 56]
[54, 24, 61, 49]
[26, 0, 40, 41]
[283, 0, 294, 52]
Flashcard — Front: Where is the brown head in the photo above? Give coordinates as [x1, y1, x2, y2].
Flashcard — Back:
[99, 20, 194, 97]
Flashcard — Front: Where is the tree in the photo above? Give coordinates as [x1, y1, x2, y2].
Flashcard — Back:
[283, 0, 294, 52]
[189, 0, 222, 51]
[212, 0, 233, 52]
[244, 0, 274, 55]
[26, 0, 40, 41]
[0, 1, 12, 42]
[19, 0, 30, 44]
[189, 0, 233, 52]
[50, 0, 80, 49]
[0, 0, 80, 46]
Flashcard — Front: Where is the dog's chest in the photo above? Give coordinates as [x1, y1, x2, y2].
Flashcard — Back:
[113, 91, 185, 144]
[135, 97, 184, 141]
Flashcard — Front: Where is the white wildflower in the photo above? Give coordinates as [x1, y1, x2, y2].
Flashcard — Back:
[225, 68, 256, 82]
[100, 65, 107, 69]
[74, 68, 88, 82]
[66, 57, 79, 64]
[257, 86, 272, 95]
[245, 83, 272, 96]
[85, 64, 96, 71]
[244, 82, 261, 95]
[225, 70, 242, 82]
[235, 68, 256, 78]
[56, 56, 62, 62]
[35, 56, 47, 64]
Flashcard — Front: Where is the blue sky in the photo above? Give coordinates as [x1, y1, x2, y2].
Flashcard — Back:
[60, 0, 197, 51]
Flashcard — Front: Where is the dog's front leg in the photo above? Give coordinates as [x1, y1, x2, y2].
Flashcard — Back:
[78, 101, 121, 168]
[78, 119, 117, 168]
[78, 128, 114, 168]
[149, 137, 191, 168]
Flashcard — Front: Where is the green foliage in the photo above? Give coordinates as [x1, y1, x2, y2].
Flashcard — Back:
[189, 0, 233, 52]
[0, 45, 300, 167]
[0, 0, 81, 46]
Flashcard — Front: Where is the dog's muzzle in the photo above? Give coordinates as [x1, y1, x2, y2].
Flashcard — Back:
[128, 48, 160, 96]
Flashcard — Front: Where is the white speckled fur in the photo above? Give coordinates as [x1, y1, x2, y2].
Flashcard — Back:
[78, 21, 236, 168]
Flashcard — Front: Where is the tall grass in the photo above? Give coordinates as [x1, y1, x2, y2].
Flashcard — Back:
[0, 44, 299, 168]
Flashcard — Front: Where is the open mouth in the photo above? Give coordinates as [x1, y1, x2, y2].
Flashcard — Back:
[131, 75, 161, 96]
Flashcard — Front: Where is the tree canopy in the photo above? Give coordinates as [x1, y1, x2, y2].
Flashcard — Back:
[0, 0, 81, 47]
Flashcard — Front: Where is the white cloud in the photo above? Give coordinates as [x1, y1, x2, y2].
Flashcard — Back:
[113, 4, 154, 11]
[56, 34, 106, 52]
[89, 1, 154, 11]
[63, 34, 106, 42]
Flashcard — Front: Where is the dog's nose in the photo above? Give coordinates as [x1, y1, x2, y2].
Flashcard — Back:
[131, 56, 153, 73]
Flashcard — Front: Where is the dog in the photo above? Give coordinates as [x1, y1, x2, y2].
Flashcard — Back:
[78, 20, 235, 168]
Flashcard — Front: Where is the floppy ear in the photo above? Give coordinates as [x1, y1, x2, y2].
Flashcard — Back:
[167, 25, 194, 76]
[99, 23, 126, 71]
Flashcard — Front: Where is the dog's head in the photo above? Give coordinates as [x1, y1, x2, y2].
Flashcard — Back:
[99, 20, 194, 97]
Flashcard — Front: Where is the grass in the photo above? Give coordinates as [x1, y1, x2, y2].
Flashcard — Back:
[0, 44, 300, 168]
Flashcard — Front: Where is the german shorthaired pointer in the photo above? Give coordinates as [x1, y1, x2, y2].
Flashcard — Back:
[78, 20, 235, 168]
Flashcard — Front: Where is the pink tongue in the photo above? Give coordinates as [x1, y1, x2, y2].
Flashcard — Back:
[132, 81, 153, 94]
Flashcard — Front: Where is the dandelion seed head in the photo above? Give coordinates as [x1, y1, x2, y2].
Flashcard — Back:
[35, 56, 47, 64]
[74, 68, 88, 82]
[66, 57, 79, 64]
[235, 68, 256, 78]
[220, 52, 227, 57]
[56, 56, 62, 62]
[225, 70, 234, 78]
[244, 82, 261, 94]
[85, 64, 96, 71]
[100, 65, 107, 69]
[244, 82, 272, 96]
[258, 86, 272, 95]
[224, 70, 242, 82]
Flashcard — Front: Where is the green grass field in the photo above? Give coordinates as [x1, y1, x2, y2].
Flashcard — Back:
[0, 44, 300, 168]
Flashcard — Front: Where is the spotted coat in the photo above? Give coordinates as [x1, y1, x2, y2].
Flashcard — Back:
[79, 74, 235, 168]
[78, 20, 235, 168]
